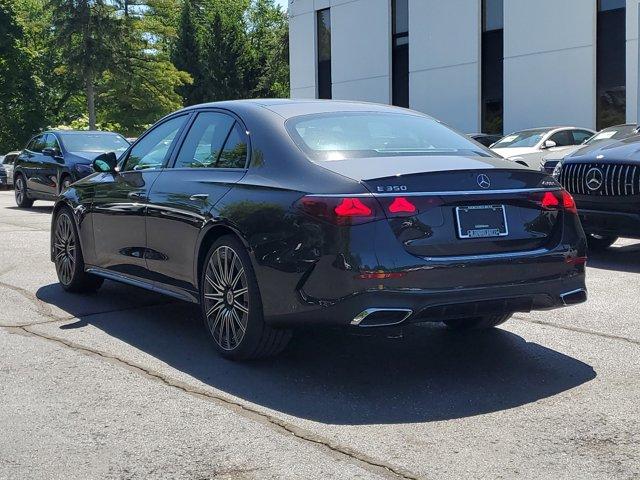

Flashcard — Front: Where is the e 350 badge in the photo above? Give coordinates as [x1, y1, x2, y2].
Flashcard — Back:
[377, 185, 408, 193]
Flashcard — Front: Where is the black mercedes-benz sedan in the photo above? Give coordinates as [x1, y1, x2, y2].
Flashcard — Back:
[50, 100, 587, 359]
[558, 134, 640, 251]
[14, 130, 129, 208]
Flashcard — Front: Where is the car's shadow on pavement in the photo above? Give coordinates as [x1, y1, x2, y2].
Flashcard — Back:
[586, 241, 640, 274]
[37, 282, 596, 425]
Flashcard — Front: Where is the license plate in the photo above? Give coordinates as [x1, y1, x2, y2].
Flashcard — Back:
[456, 205, 508, 239]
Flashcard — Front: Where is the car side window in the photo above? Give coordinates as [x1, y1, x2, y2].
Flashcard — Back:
[572, 130, 593, 144]
[218, 122, 249, 169]
[30, 135, 46, 153]
[548, 130, 573, 147]
[44, 134, 61, 154]
[124, 115, 187, 171]
[174, 112, 236, 169]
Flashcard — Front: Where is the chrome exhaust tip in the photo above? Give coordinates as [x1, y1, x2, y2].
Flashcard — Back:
[351, 308, 413, 327]
[560, 288, 587, 306]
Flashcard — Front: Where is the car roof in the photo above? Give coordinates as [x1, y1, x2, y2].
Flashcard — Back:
[179, 99, 425, 120]
[46, 130, 122, 135]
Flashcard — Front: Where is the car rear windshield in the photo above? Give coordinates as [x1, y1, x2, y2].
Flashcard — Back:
[59, 133, 129, 153]
[492, 129, 548, 148]
[286, 112, 489, 161]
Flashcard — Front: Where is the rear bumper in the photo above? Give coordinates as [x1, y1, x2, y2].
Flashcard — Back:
[579, 208, 640, 239]
[270, 274, 586, 327]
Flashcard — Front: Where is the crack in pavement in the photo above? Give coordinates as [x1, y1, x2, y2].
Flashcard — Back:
[514, 315, 640, 347]
[4, 324, 424, 480]
[0, 278, 174, 326]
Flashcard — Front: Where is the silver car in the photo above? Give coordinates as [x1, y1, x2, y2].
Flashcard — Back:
[0, 151, 20, 187]
[491, 127, 595, 170]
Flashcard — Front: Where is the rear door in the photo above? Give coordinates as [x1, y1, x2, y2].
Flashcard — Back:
[145, 110, 249, 294]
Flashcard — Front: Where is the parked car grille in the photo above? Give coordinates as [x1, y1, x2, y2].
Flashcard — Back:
[559, 163, 640, 196]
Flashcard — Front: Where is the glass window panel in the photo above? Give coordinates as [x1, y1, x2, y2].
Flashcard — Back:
[597, 1, 626, 129]
[481, 0, 503, 134]
[393, 0, 408, 35]
[125, 115, 187, 171]
[483, 0, 503, 32]
[317, 8, 332, 99]
[217, 122, 248, 169]
[174, 112, 235, 169]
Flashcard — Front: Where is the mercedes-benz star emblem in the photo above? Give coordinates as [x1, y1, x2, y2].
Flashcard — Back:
[477, 174, 491, 189]
[586, 167, 603, 191]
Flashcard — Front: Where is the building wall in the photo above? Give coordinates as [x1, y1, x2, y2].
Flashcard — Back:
[503, 0, 596, 133]
[288, 0, 639, 133]
[409, 0, 481, 133]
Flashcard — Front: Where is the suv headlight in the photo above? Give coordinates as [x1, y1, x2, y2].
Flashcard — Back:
[552, 162, 562, 179]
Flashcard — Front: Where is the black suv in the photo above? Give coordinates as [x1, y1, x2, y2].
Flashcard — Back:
[558, 135, 640, 250]
[13, 130, 129, 208]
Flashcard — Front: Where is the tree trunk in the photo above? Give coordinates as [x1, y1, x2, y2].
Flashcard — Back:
[86, 71, 96, 130]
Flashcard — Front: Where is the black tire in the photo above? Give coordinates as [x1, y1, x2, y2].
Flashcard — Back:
[444, 313, 512, 331]
[586, 234, 617, 252]
[200, 235, 292, 360]
[14, 175, 33, 208]
[59, 175, 72, 194]
[53, 207, 104, 293]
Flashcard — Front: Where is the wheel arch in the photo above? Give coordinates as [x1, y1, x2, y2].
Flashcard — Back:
[194, 222, 252, 292]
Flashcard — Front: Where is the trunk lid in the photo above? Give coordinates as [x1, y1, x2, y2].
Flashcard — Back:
[361, 170, 564, 257]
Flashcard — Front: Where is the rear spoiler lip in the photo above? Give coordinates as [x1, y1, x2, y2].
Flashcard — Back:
[304, 187, 563, 198]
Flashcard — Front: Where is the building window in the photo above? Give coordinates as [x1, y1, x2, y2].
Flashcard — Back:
[392, 0, 409, 107]
[317, 8, 332, 99]
[597, 0, 626, 129]
[481, 0, 503, 135]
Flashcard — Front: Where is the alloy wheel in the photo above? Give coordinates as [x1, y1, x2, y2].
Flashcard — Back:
[53, 213, 76, 285]
[203, 245, 249, 351]
[15, 177, 24, 204]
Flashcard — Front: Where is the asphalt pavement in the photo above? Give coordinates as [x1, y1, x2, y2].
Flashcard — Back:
[0, 189, 638, 480]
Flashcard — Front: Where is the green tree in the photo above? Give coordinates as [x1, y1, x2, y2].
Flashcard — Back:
[246, 0, 289, 98]
[100, 0, 191, 134]
[0, 0, 42, 151]
[173, 0, 289, 105]
[50, 0, 120, 129]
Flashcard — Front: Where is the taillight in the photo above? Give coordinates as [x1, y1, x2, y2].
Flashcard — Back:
[388, 197, 417, 214]
[334, 198, 372, 217]
[296, 195, 382, 225]
[541, 191, 560, 209]
[561, 190, 577, 214]
[533, 189, 577, 214]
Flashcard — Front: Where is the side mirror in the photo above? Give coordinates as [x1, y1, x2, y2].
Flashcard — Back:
[42, 147, 59, 157]
[92, 152, 118, 173]
[542, 140, 557, 149]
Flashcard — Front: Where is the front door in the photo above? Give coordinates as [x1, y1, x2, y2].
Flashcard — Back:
[145, 111, 249, 295]
[90, 114, 190, 281]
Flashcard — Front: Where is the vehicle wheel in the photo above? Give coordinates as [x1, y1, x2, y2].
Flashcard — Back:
[59, 176, 72, 194]
[443, 314, 512, 331]
[14, 175, 33, 208]
[586, 234, 617, 252]
[200, 235, 292, 360]
[53, 207, 104, 293]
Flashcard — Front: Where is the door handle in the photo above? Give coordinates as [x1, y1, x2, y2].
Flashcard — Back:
[189, 194, 209, 201]
[128, 191, 145, 201]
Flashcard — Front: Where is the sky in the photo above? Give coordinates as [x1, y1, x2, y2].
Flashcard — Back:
[275, 0, 288, 11]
